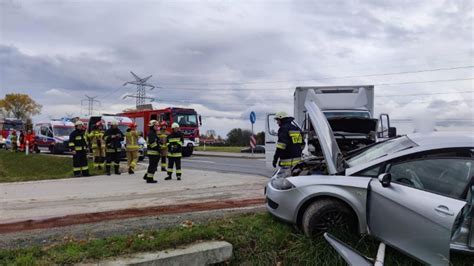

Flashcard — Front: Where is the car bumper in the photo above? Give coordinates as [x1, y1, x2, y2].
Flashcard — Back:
[264, 181, 304, 224]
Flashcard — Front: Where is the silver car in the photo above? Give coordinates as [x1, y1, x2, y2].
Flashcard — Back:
[265, 94, 474, 265]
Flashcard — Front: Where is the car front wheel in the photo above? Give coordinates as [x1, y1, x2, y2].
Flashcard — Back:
[302, 199, 357, 237]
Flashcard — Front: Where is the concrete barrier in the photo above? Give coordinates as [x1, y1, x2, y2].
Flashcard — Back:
[79, 241, 233, 266]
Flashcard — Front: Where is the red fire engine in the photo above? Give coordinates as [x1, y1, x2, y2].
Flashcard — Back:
[0, 118, 24, 148]
[118, 107, 201, 157]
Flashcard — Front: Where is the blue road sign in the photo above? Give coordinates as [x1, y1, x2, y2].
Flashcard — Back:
[250, 111, 256, 124]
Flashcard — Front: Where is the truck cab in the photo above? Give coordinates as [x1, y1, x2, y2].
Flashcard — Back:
[119, 107, 202, 157]
[0, 118, 24, 148]
[265, 85, 396, 169]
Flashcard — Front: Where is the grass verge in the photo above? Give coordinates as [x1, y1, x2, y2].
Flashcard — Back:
[195, 146, 245, 153]
[0, 213, 472, 265]
[0, 150, 101, 182]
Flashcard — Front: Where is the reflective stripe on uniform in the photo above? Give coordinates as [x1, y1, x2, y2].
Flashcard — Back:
[73, 167, 81, 171]
[167, 169, 173, 173]
[75, 146, 83, 151]
[75, 136, 83, 140]
[168, 138, 183, 145]
[147, 150, 160, 155]
[279, 158, 301, 167]
[168, 152, 182, 157]
[149, 143, 158, 148]
[69, 142, 75, 147]
[176, 170, 182, 174]
[276, 142, 287, 150]
[81, 166, 89, 170]
[147, 173, 154, 178]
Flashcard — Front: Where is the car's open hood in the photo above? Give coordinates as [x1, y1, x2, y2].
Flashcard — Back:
[327, 117, 378, 134]
[304, 90, 344, 174]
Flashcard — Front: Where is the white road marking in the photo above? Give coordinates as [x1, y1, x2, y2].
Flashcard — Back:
[182, 159, 216, 164]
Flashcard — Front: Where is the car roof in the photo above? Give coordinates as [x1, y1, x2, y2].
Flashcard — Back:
[346, 131, 474, 175]
[406, 131, 474, 148]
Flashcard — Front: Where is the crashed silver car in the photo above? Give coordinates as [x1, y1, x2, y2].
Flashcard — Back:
[265, 90, 474, 265]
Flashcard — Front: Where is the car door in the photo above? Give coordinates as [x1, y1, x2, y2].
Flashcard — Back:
[368, 157, 472, 265]
[265, 113, 278, 170]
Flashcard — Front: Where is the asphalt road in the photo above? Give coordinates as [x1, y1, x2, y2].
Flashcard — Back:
[182, 156, 274, 177]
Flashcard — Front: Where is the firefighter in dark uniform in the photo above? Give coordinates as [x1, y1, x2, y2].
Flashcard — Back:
[166, 122, 184, 180]
[272, 112, 303, 170]
[69, 121, 89, 177]
[144, 120, 160, 183]
[104, 120, 124, 175]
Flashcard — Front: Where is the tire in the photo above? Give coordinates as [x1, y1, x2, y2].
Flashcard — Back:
[302, 199, 357, 237]
[182, 145, 194, 157]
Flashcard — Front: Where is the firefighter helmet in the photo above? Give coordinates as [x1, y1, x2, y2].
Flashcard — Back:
[110, 120, 119, 126]
[171, 122, 180, 129]
[274, 111, 289, 120]
[149, 120, 157, 127]
[75, 120, 84, 126]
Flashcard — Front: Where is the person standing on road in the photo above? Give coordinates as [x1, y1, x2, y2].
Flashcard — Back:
[158, 121, 169, 172]
[25, 129, 37, 153]
[144, 120, 160, 183]
[272, 112, 303, 173]
[87, 121, 106, 170]
[166, 123, 184, 181]
[125, 123, 140, 174]
[104, 121, 124, 176]
[68, 121, 89, 177]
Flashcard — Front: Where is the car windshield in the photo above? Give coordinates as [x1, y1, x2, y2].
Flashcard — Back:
[323, 111, 371, 119]
[346, 136, 417, 167]
[173, 113, 197, 127]
[53, 126, 74, 137]
[117, 125, 129, 134]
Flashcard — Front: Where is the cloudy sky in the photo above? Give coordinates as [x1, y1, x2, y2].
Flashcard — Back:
[0, 0, 473, 136]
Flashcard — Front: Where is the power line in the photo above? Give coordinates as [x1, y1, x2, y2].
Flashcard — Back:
[156, 77, 474, 91]
[158, 65, 474, 86]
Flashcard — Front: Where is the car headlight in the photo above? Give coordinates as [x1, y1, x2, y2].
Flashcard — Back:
[271, 177, 295, 190]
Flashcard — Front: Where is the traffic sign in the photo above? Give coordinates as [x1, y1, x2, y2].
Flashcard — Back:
[250, 135, 256, 148]
[249, 111, 256, 124]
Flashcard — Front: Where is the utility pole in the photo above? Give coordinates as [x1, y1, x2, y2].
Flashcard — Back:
[81, 95, 101, 116]
[123, 71, 158, 108]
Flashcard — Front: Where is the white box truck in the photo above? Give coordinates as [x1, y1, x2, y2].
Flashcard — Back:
[265, 85, 395, 169]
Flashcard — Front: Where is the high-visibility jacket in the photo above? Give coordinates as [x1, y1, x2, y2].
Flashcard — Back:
[146, 129, 161, 156]
[167, 131, 184, 158]
[69, 129, 88, 152]
[158, 130, 169, 156]
[125, 130, 140, 151]
[104, 127, 124, 153]
[273, 118, 303, 167]
[87, 129, 105, 149]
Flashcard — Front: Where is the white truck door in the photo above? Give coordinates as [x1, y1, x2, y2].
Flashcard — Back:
[265, 113, 278, 170]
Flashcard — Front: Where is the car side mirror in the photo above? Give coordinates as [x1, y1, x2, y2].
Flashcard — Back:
[388, 127, 397, 138]
[378, 173, 391, 187]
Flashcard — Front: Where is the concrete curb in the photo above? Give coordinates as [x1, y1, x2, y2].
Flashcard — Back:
[79, 241, 233, 266]
[193, 151, 265, 159]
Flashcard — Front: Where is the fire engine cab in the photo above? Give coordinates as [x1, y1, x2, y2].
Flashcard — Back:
[119, 107, 201, 157]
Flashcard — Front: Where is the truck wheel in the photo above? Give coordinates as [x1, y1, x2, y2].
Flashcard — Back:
[302, 199, 357, 237]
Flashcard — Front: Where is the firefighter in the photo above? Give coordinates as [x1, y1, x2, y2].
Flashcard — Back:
[104, 121, 124, 175]
[166, 122, 184, 180]
[144, 120, 160, 183]
[125, 123, 140, 174]
[87, 121, 106, 170]
[158, 121, 169, 172]
[9, 130, 18, 152]
[272, 112, 303, 171]
[68, 121, 89, 177]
